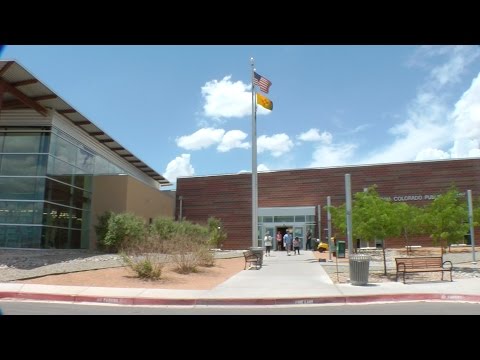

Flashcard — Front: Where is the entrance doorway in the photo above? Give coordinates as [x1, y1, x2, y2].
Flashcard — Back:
[276, 226, 292, 251]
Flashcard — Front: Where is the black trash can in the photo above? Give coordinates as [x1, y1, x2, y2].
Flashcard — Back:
[349, 254, 370, 286]
[249, 247, 264, 267]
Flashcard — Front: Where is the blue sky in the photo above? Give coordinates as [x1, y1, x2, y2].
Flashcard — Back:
[2, 45, 480, 188]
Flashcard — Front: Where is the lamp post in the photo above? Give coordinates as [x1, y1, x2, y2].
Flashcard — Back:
[467, 190, 476, 264]
[179, 196, 183, 221]
[327, 195, 332, 262]
[345, 174, 353, 256]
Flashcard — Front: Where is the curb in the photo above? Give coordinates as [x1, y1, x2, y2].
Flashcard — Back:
[2, 291, 480, 306]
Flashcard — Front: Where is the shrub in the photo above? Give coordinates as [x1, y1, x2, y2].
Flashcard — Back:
[103, 213, 147, 252]
[120, 239, 166, 280]
[197, 246, 215, 267]
[122, 253, 164, 280]
[95, 211, 115, 251]
[207, 217, 227, 249]
[164, 234, 202, 274]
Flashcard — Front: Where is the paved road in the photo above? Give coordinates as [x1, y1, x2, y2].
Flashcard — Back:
[2, 300, 480, 315]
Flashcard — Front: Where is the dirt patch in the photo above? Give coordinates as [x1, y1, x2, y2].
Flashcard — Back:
[16, 257, 245, 290]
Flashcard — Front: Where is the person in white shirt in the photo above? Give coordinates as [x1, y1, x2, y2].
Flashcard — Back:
[264, 232, 273, 256]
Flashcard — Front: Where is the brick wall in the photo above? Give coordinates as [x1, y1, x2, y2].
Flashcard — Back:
[176, 159, 480, 250]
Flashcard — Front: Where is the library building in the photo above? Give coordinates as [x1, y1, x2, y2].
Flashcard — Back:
[0, 61, 174, 249]
[176, 158, 480, 250]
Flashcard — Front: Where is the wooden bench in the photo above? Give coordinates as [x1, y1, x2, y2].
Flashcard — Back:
[243, 250, 261, 270]
[395, 257, 453, 284]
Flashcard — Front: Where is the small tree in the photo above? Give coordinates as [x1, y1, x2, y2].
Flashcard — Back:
[207, 217, 227, 249]
[392, 202, 424, 255]
[421, 186, 469, 255]
[352, 186, 398, 275]
[328, 203, 347, 238]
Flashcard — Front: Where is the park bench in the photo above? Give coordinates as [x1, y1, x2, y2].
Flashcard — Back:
[395, 256, 453, 284]
[243, 250, 261, 270]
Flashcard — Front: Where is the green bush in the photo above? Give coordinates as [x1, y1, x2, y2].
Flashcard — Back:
[207, 217, 227, 248]
[150, 217, 178, 240]
[103, 213, 147, 252]
[95, 211, 115, 251]
[150, 217, 210, 245]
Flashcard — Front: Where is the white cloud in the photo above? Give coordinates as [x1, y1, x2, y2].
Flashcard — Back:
[217, 130, 250, 152]
[430, 46, 480, 88]
[177, 128, 251, 153]
[238, 163, 270, 173]
[258, 164, 270, 172]
[450, 72, 480, 158]
[350, 124, 371, 134]
[176, 128, 225, 150]
[415, 148, 450, 161]
[310, 143, 357, 167]
[360, 46, 480, 165]
[257, 133, 293, 157]
[201, 75, 271, 119]
[297, 128, 332, 144]
[164, 154, 195, 184]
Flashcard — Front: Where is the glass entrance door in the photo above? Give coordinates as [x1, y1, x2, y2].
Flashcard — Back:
[263, 226, 275, 248]
[293, 226, 304, 250]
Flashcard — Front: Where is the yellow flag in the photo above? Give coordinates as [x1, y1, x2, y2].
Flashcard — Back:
[256, 93, 273, 111]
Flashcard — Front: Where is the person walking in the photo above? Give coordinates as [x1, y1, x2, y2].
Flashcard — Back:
[264, 232, 272, 256]
[293, 236, 301, 255]
[284, 231, 293, 256]
[306, 230, 312, 250]
[276, 230, 283, 251]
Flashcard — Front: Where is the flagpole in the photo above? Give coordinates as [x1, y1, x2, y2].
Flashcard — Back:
[251, 57, 258, 248]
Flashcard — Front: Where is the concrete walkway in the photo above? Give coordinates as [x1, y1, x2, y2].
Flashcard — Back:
[1, 250, 480, 306]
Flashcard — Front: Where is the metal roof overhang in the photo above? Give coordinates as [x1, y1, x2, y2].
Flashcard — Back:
[0, 60, 171, 186]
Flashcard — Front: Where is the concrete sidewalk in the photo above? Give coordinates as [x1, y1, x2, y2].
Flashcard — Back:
[1, 250, 480, 306]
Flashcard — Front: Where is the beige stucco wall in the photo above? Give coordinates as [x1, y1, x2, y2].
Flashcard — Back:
[125, 176, 175, 221]
[90, 175, 175, 249]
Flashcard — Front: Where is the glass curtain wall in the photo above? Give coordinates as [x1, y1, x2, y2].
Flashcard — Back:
[0, 126, 132, 249]
[0, 128, 50, 248]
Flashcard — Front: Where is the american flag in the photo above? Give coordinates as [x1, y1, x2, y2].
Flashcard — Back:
[253, 71, 272, 94]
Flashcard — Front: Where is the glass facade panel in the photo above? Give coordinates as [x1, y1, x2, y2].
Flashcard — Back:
[1, 132, 47, 153]
[44, 178, 72, 206]
[43, 202, 72, 228]
[274, 215, 294, 223]
[0, 177, 44, 200]
[0, 201, 43, 224]
[51, 134, 77, 164]
[0, 225, 42, 248]
[41, 226, 82, 249]
[76, 147, 95, 173]
[295, 215, 305, 222]
[47, 155, 74, 185]
[0, 154, 47, 176]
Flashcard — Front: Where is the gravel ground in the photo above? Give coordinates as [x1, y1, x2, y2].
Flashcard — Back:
[0, 249, 245, 282]
[321, 248, 480, 284]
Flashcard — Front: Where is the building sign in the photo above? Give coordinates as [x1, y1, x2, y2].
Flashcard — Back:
[382, 192, 465, 202]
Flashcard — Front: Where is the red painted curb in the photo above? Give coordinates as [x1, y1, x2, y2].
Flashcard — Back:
[2, 291, 480, 306]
